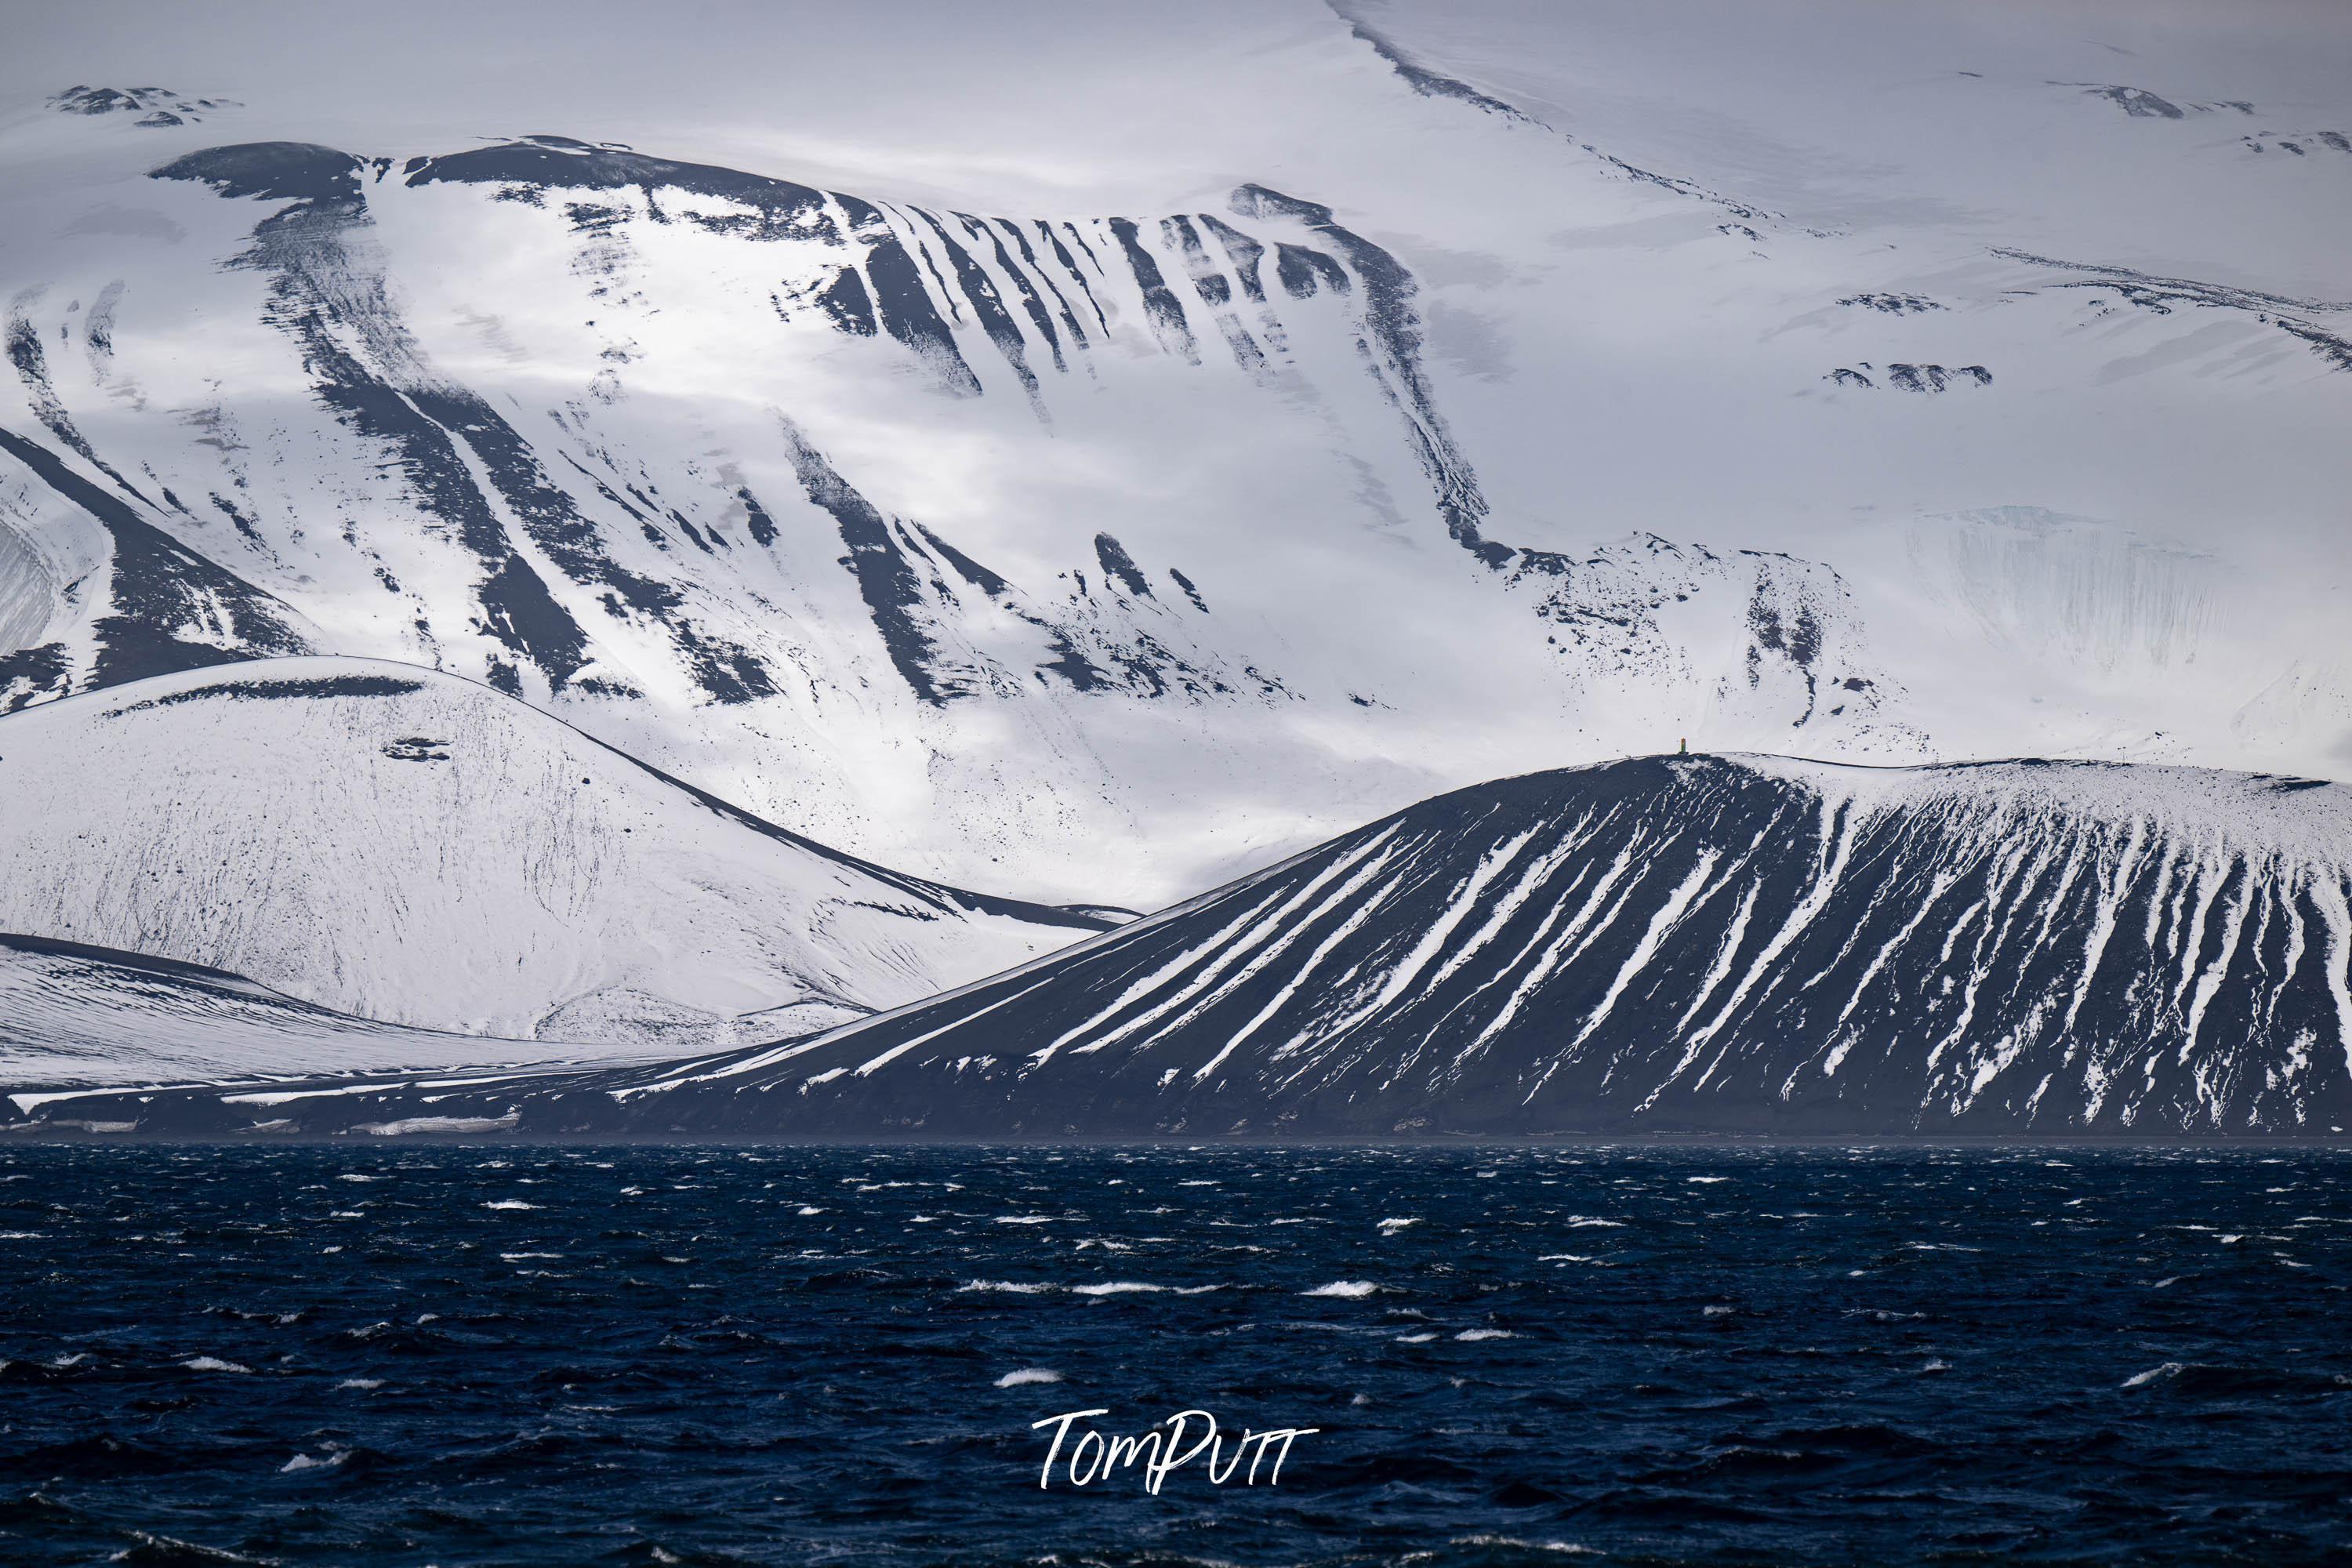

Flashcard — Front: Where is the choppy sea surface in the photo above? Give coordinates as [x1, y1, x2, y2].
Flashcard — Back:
[3, 1144, 2349, 1566]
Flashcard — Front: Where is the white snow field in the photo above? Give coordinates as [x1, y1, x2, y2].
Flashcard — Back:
[0, 658, 1109, 1053]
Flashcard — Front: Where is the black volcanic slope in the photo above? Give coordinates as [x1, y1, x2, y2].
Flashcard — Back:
[20, 753, 2350, 1139]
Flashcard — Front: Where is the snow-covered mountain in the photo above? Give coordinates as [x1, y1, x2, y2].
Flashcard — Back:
[27, 752, 2349, 1137]
[0, 658, 1109, 1048]
[0, 122, 1913, 913]
[1, 2, 2347, 1116]
[2, 0, 2343, 913]
[602, 754, 2352, 1135]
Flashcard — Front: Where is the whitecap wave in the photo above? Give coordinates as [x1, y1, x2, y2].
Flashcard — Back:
[995, 1367, 1064, 1388]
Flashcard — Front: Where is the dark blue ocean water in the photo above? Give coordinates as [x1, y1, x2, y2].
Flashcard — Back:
[2, 1144, 2349, 1566]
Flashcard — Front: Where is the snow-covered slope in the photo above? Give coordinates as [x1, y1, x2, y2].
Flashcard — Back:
[0, 657, 1109, 1044]
[2, 0, 2343, 910]
[0, 122, 1915, 910]
[30, 751, 2350, 1137]
[0, 931, 679, 1087]
[251, 753, 2343, 1140]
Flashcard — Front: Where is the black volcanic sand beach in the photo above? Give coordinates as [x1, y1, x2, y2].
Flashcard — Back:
[2, 1145, 2348, 1565]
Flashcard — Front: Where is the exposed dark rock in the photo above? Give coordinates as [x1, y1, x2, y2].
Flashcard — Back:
[50, 85, 237, 124]
[2086, 85, 2184, 118]
[1838, 292, 1941, 314]
[1093, 533, 1154, 599]
[777, 419, 963, 705]
[1999, 248, 2352, 375]
[1109, 217, 1200, 364]
[0, 641, 70, 713]
[0, 425, 307, 688]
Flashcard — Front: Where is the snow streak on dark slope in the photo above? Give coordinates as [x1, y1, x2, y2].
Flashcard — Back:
[570, 757, 2352, 1135]
[34, 755, 2352, 1138]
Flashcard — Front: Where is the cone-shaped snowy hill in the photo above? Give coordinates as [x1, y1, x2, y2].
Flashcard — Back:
[33, 753, 2350, 1138]
[0, 657, 1111, 1067]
